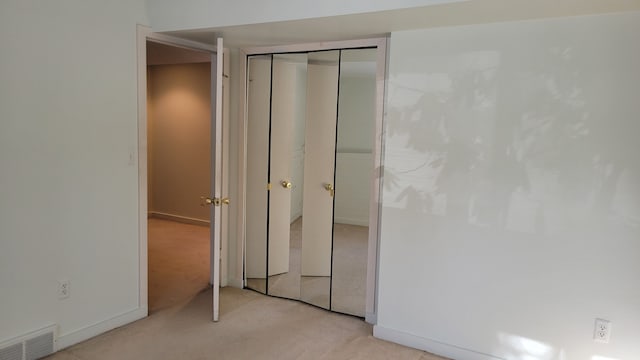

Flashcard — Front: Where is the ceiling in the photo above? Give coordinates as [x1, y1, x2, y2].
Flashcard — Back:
[164, 0, 640, 48]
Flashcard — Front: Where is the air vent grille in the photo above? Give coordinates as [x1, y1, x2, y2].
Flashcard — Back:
[0, 325, 56, 360]
[0, 343, 23, 360]
[25, 332, 53, 360]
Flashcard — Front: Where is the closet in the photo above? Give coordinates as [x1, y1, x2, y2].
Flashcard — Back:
[244, 47, 378, 317]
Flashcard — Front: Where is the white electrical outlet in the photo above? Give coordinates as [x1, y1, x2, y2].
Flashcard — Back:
[57, 279, 70, 299]
[594, 318, 611, 343]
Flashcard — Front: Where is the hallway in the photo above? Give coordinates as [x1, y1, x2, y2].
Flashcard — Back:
[148, 218, 210, 312]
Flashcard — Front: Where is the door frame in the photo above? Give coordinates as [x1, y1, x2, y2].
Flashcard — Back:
[135, 25, 227, 316]
[237, 37, 388, 324]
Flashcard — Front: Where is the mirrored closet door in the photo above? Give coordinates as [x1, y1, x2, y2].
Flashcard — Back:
[245, 47, 377, 317]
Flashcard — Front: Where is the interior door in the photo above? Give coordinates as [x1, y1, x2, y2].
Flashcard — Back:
[209, 38, 224, 322]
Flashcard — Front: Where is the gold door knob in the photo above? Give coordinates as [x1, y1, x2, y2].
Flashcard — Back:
[200, 196, 222, 206]
[323, 183, 334, 197]
[222, 197, 230, 205]
[281, 180, 292, 189]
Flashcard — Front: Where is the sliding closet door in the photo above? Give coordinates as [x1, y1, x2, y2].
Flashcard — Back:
[300, 50, 340, 309]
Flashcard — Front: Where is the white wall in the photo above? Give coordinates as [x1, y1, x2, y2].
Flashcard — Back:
[375, 11, 640, 360]
[145, 0, 462, 32]
[147, 63, 211, 223]
[0, 0, 148, 348]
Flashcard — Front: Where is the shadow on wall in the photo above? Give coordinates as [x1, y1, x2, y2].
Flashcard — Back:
[382, 45, 640, 235]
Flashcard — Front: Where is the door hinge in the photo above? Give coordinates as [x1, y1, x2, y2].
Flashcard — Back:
[267, 183, 272, 190]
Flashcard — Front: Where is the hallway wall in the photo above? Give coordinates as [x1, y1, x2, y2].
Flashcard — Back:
[147, 63, 212, 223]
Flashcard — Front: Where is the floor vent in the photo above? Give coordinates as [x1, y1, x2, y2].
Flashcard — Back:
[0, 343, 23, 360]
[25, 332, 53, 360]
[0, 325, 56, 360]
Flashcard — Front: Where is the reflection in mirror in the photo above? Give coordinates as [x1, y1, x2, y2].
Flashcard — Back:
[267, 53, 308, 299]
[245, 55, 272, 294]
[300, 50, 340, 309]
[331, 48, 377, 316]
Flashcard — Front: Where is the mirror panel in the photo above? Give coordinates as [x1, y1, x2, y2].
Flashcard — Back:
[267, 53, 308, 299]
[245, 55, 272, 294]
[331, 48, 377, 316]
[300, 50, 340, 309]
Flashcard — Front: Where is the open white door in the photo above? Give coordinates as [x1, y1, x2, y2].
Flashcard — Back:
[209, 38, 224, 322]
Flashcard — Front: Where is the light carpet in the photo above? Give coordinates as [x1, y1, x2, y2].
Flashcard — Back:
[45, 218, 448, 360]
[47, 287, 449, 360]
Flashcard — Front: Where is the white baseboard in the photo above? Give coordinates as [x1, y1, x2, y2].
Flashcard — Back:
[365, 312, 377, 324]
[148, 211, 209, 226]
[334, 216, 369, 227]
[56, 307, 147, 351]
[373, 325, 501, 360]
[226, 278, 244, 289]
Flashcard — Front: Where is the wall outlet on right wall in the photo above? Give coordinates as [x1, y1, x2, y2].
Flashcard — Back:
[594, 318, 611, 343]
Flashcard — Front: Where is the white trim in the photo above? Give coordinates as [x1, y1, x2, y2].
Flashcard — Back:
[145, 32, 217, 52]
[373, 325, 503, 360]
[227, 277, 244, 288]
[365, 312, 377, 324]
[220, 48, 231, 288]
[366, 37, 388, 325]
[333, 217, 369, 227]
[56, 307, 147, 352]
[148, 211, 210, 226]
[136, 24, 150, 313]
[243, 38, 385, 56]
[237, 50, 248, 289]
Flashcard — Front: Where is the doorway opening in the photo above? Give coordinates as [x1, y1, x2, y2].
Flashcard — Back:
[145, 40, 213, 313]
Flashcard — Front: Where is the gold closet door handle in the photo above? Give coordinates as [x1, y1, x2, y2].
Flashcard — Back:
[281, 180, 292, 189]
[222, 197, 230, 205]
[323, 183, 334, 197]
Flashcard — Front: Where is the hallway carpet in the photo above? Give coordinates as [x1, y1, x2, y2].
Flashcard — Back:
[47, 287, 448, 360]
[148, 218, 210, 312]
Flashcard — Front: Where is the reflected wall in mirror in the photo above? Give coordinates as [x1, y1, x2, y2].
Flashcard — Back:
[331, 48, 377, 317]
[299, 50, 340, 309]
[245, 55, 272, 294]
[267, 53, 308, 300]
